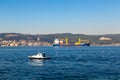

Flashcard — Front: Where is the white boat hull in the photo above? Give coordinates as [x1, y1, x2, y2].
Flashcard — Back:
[28, 56, 51, 59]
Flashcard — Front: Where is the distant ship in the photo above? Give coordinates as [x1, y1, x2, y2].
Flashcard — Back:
[53, 38, 90, 46]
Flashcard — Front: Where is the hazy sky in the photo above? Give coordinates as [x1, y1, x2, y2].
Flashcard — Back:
[0, 0, 120, 34]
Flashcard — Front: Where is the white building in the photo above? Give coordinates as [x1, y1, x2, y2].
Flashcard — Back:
[99, 37, 112, 40]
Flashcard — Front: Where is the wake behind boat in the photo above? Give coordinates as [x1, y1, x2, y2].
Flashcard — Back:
[28, 52, 51, 59]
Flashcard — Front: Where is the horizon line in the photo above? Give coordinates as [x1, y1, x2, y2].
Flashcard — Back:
[0, 32, 120, 35]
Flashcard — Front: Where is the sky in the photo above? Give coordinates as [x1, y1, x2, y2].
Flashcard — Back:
[0, 0, 120, 34]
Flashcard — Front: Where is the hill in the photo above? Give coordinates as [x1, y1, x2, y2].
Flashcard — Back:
[0, 33, 120, 45]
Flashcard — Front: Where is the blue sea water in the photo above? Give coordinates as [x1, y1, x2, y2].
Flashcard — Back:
[0, 46, 120, 80]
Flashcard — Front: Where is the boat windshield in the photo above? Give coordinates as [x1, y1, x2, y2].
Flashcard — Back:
[42, 53, 45, 57]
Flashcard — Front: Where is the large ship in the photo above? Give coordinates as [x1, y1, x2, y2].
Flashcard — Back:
[53, 38, 60, 46]
[53, 38, 90, 46]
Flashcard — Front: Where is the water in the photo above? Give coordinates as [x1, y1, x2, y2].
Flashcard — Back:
[0, 46, 120, 80]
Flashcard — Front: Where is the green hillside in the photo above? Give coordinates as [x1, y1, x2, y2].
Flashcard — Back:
[0, 33, 120, 45]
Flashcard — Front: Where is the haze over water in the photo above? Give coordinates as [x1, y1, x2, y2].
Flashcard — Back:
[0, 46, 120, 80]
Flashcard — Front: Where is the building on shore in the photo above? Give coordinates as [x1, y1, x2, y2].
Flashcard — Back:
[99, 37, 112, 41]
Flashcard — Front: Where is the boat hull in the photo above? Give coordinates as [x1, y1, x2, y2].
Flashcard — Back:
[53, 43, 90, 47]
[53, 44, 60, 46]
[80, 43, 90, 46]
[28, 56, 51, 59]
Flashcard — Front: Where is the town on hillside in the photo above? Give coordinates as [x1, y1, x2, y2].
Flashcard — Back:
[0, 33, 120, 46]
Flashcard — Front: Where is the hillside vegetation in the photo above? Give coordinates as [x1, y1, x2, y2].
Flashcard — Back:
[0, 33, 120, 45]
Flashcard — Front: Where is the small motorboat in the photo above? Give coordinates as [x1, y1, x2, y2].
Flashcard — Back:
[28, 52, 51, 59]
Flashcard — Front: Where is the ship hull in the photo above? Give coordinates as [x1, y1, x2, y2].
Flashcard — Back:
[53, 43, 90, 47]
[80, 43, 90, 46]
[53, 44, 60, 47]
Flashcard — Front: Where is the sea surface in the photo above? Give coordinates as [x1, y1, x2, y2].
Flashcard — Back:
[0, 46, 120, 80]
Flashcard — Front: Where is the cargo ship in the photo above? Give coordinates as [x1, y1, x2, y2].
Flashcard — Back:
[53, 38, 90, 46]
